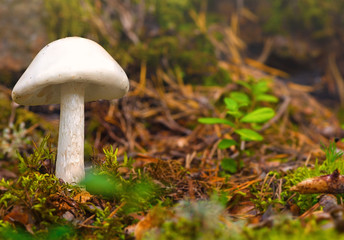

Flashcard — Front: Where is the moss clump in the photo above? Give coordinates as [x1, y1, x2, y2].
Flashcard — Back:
[283, 141, 344, 212]
[251, 141, 344, 213]
[244, 214, 341, 240]
[83, 146, 161, 213]
[0, 137, 164, 239]
[143, 200, 241, 240]
[0, 137, 79, 234]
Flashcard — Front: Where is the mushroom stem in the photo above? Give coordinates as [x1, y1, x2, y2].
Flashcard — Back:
[56, 82, 85, 183]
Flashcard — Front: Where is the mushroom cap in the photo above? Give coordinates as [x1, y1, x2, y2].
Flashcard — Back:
[12, 37, 129, 105]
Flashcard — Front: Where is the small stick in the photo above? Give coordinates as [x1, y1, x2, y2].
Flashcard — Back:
[260, 96, 290, 131]
[299, 202, 320, 219]
[106, 201, 126, 220]
[78, 214, 96, 227]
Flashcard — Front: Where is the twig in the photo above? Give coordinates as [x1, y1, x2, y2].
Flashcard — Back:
[78, 214, 96, 228]
[329, 53, 344, 106]
[257, 38, 273, 63]
[299, 202, 320, 219]
[260, 96, 290, 131]
[225, 178, 261, 192]
[304, 152, 312, 166]
[107, 201, 126, 219]
[78, 224, 104, 229]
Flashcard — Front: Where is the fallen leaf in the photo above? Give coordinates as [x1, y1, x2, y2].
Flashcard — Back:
[73, 191, 93, 203]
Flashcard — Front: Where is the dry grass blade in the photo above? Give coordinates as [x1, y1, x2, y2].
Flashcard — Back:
[245, 58, 289, 78]
[328, 53, 344, 106]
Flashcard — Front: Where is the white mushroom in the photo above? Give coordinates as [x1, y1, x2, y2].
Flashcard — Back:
[12, 37, 129, 183]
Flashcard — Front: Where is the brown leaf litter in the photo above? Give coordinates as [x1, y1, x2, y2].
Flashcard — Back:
[0, 64, 343, 233]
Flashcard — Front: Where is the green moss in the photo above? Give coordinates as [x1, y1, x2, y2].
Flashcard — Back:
[143, 201, 241, 240]
[0, 137, 160, 238]
[43, 0, 100, 40]
[283, 141, 344, 212]
[41, 0, 233, 86]
[261, 0, 344, 39]
[245, 215, 344, 240]
[82, 146, 161, 213]
[251, 141, 344, 213]
[2, 137, 344, 239]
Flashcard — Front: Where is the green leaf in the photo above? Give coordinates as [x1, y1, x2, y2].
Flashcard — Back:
[82, 173, 120, 199]
[218, 139, 237, 149]
[236, 80, 252, 90]
[221, 158, 237, 173]
[252, 80, 269, 94]
[240, 107, 275, 123]
[198, 118, 234, 127]
[224, 97, 238, 111]
[256, 94, 279, 103]
[229, 92, 250, 106]
[251, 123, 263, 130]
[227, 110, 243, 118]
[235, 128, 263, 141]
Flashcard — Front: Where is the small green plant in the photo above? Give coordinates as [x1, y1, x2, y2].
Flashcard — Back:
[198, 78, 278, 172]
[82, 146, 160, 213]
[0, 172, 76, 235]
[100, 146, 134, 176]
[0, 136, 79, 237]
[0, 137, 139, 239]
[244, 214, 341, 240]
[143, 200, 241, 240]
[17, 135, 55, 174]
[0, 223, 74, 240]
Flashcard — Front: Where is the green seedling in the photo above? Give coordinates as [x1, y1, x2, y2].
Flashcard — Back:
[82, 146, 160, 213]
[17, 135, 55, 174]
[198, 78, 278, 173]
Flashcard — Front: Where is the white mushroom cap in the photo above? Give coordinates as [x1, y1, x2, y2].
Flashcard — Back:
[12, 37, 129, 105]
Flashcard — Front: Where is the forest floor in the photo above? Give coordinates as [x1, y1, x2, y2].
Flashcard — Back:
[2, 1, 344, 239]
[1, 61, 344, 239]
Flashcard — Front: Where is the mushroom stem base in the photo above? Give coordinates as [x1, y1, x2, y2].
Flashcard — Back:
[56, 83, 85, 183]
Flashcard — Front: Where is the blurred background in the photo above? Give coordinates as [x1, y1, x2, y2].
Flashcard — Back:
[2, 1, 344, 101]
